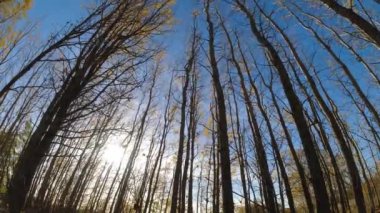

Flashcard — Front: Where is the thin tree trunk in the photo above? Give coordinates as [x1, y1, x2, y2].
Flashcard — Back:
[319, 0, 380, 48]
[235, 1, 331, 211]
[170, 27, 198, 213]
[205, 1, 234, 212]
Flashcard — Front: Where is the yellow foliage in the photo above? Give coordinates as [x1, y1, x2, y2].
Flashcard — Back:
[202, 116, 213, 137]
[0, 0, 32, 19]
[0, 0, 33, 47]
[155, 50, 166, 61]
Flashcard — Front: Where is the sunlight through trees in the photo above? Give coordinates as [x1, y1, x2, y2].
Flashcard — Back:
[0, 0, 380, 212]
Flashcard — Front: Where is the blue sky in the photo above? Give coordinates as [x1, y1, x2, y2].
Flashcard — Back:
[27, 0, 89, 35]
[15, 0, 380, 206]
[27, 0, 198, 51]
[24, 0, 380, 143]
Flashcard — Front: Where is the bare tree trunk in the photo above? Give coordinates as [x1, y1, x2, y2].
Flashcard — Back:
[294, 5, 380, 85]
[220, 17, 278, 212]
[205, 1, 234, 212]
[170, 26, 198, 213]
[187, 66, 199, 213]
[8, 1, 170, 211]
[227, 74, 251, 213]
[114, 76, 156, 213]
[144, 74, 174, 213]
[0, 3, 109, 101]
[234, 1, 331, 211]
[318, 0, 380, 48]
[259, 67, 314, 212]
[291, 10, 380, 129]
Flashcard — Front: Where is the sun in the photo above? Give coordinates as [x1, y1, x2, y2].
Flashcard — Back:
[102, 143, 125, 164]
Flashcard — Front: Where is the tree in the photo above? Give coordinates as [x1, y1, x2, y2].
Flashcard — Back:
[318, 0, 380, 48]
[0, 0, 32, 47]
[7, 0, 172, 212]
[205, 1, 235, 212]
[234, 0, 331, 211]
[170, 21, 199, 213]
